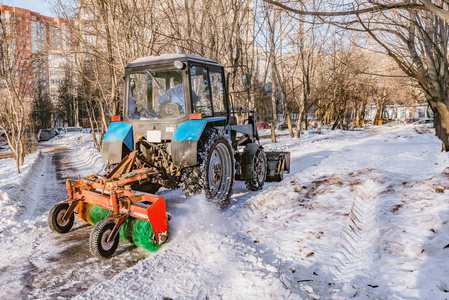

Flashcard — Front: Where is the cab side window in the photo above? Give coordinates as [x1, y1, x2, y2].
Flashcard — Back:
[190, 66, 212, 116]
[210, 71, 226, 115]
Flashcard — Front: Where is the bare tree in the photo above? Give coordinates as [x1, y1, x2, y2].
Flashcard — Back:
[0, 10, 34, 172]
[56, 63, 78, 126]
[263, 0, 449, 150]
[31, 83, 53, 130]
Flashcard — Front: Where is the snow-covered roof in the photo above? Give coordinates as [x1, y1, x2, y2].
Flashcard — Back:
[127, 53, 220, 68]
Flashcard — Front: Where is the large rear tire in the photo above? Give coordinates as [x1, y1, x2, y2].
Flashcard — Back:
[48, 203, 74, 234]
[89, 220, 119, 259]
[181, 129, 235, 207]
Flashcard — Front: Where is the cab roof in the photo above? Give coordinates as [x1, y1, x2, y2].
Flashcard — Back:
[126, 53, 221, 69]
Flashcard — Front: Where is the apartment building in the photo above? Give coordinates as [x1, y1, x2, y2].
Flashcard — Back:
[0, 5, 73, 102]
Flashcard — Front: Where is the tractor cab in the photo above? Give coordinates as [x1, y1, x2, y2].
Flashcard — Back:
[123, 54, 229, 142]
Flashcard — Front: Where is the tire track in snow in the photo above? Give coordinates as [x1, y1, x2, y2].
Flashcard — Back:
[330, 180, 380, 283]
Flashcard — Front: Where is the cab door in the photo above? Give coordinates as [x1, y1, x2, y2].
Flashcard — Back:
[189, 65, 228, 118]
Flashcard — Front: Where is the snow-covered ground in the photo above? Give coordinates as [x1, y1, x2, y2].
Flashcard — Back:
[1, 125, 448, 299]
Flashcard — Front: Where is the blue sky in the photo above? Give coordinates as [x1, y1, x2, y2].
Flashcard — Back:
[6, 0, 54, 17]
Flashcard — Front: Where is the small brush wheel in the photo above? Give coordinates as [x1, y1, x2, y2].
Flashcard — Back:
[48, 203, 74, 233]
[89, 220, 119, 259]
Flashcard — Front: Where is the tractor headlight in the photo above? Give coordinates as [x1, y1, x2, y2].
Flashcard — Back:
[174, 60, 185, 70]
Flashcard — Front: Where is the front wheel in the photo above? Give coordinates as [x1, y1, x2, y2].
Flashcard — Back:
[89, 220, 119, 259]
[245, 147, 267, 191]
[48, 203, 74, 233]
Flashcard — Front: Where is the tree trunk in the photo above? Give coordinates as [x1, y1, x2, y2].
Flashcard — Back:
[295, 104, 305, 138]
[270, 77, 277, 143]
[359, 101, 366, 127]
[286, 114, 294, 138]
[433, 101, 449, 151]
[303, 104, 308, 130]
[331, 113, 341, 130]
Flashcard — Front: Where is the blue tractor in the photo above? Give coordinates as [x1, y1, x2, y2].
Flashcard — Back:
[102, 54, 290, 206]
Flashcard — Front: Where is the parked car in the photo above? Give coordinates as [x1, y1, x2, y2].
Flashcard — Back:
[381, 121, 405, 127]
[0, 127, 7, 148]
[256, 122, 270, 129]
[38, 129, 56, 142]
[64, 127, 82, 134]
[412, 118, 434, 127]
[405, 118, 421, 124]
[275, 122, 288, 130]
[276, 121, 296, 130]
[54, 127, 64, 135]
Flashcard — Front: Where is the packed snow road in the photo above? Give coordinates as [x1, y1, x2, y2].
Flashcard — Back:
[1, 127, 448, 299]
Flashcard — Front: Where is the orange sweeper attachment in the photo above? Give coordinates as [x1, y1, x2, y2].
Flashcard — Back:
[48, 151, 169, 258]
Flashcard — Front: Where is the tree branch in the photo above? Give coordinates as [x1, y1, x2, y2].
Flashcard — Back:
[262, 0, 429, 17]
[420, 0, 449, 24]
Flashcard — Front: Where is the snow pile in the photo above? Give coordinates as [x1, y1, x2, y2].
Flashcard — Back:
[42, 133, 105, 176]
[0, 151, 44, 225]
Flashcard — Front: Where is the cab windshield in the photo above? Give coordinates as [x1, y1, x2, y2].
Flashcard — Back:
[128, 69, 186, 120]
